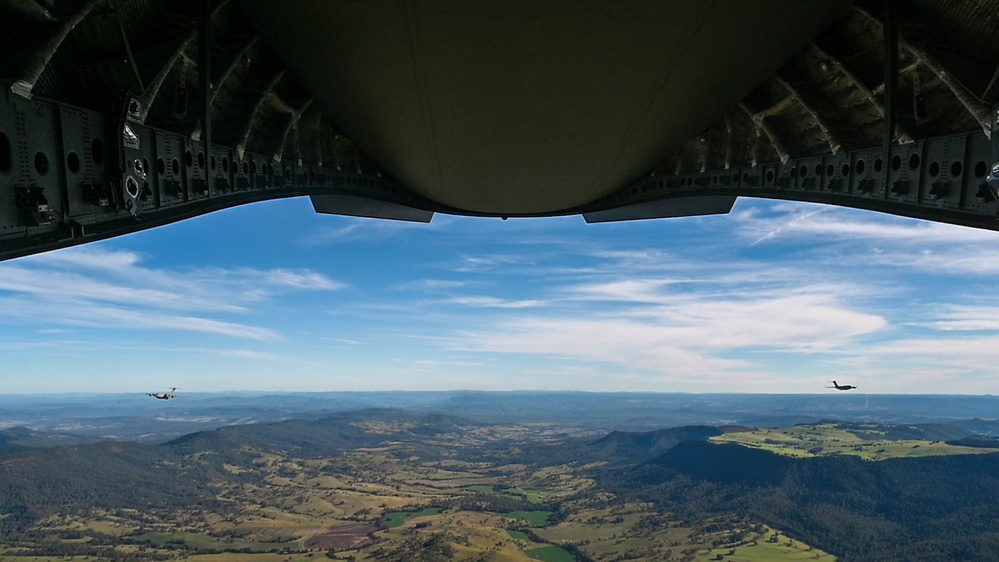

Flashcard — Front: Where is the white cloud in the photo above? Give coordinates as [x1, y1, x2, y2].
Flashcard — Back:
[564, 279, 687, 303]
[320, 337, 361, 345]
[453, 254, 537, 272]
[258, 269, 342, 291]
[0, 265, 248, 312]
[747, 206, 828, 246]
[396, 279, 466, 291]
[217, 349, 281, 360]
[30, 247, 144, 271]
[927, 306, 999, 331]
[0, 297, 279, 340]
[0, 247, 337, 340]
[735, 200, 999, 246]
[304, 215, 445, 246]
[863, 247, 999, 275]
[446, 296, 545, 309]
[452, 287, 887, 379]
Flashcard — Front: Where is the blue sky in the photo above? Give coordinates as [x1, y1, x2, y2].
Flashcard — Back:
[3, 196, 999, 394]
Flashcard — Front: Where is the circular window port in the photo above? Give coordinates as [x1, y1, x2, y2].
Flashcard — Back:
[125, 176, 139, 198]
[874, 158, 883, 172]
[211, 155, 217, 170]
[222, 157, 229, 173]
[172, 158, 180, 175]
[856, 160, 866, 175]
[826, 164, 835, 177]
[198, 152, 206, 168]
[975, 161, 987, 178]
[91, 138, 105, 166]
[891, 155, 902, 171]
[929, 162, 940, 177]
[951, 161, 963, 177]
[841, 163, 850, 176]
[0, 131, 11, 173]
[67, 152, 81, 174]
[909, 153, 921, 169]
[185, 150, 193, 167]
[157, 158, 165, 174]
[34, 152, 49, 175]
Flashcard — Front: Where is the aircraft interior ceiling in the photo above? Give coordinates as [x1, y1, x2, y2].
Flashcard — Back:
[0, 0, 998, 260]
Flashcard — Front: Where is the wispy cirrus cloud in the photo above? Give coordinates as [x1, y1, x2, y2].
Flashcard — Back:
[303, 214, 455, 246]
[320, 337, 362, 345]
[734, 199, 999, 246]
[445, 296, 545, 309]
[451, 279, 887, 379]
[924, 305, 999, 331]
[217, 349, 282, 360]
[0, 247, 338, 340]
[564, 279, 688, 303]
[0, 297, 280, 340]
[394, 279, 467, 292]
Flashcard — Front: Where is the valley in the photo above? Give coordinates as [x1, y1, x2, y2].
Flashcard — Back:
[2, 397, 999, 561]
[0, 414, 835, 562]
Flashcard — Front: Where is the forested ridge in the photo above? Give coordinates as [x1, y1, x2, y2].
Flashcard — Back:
[0, 440, 235, 535]
[0, 426, 91, 455]
[0, 409, 476, 535]
[603, 441, 999, 562]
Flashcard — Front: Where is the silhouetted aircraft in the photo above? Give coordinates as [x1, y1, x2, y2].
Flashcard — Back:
[826, 381, 857, 391]
[147, 387, 178, 400]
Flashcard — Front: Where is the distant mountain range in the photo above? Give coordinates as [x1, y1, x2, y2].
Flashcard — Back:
[4, 391, 999, 443]
[0, 426, 91, 455]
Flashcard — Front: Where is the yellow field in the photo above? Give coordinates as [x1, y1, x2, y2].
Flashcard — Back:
[694, 527, 836, 562]
[711, 423, 999, 460]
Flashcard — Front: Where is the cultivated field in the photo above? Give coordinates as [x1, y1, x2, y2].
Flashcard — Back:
[711, 423, 999, 460]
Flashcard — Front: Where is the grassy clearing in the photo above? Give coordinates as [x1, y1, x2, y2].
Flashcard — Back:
[372, 510, 535, 562]
[525, 545, 575, 562]
[538, 502, 751, 561]
[509, 529, 530, 540]
[382, 507, 443, 528]
[132, 531, 295, 552]
[501, 510, 553, 527]
[186, 554, 324, 562]
[505, 487, 553, 503]
[712, 423, 999, 460]
[694, 529, 836, 561]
